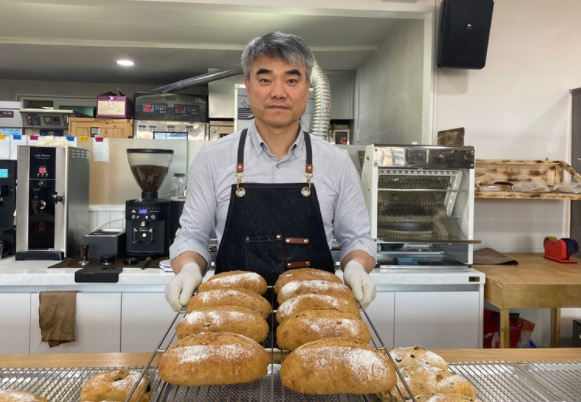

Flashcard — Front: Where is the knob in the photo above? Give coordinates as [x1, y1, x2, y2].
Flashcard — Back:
[150, 215, 156, 220]
[51, 191, 63, 204]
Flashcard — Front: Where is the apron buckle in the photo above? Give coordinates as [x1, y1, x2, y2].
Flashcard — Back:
[235, 172, 245, 198]
[302, 172, 313, 197]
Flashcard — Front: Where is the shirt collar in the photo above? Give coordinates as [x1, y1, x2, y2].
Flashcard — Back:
[248, 122, 306, 158]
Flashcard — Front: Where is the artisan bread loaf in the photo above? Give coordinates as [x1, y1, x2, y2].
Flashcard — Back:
[280, 338, 396, 395]
[159, 332, 269, 386]
[274, 268, 342, 294]
[277, 280, 354, 304]
[388, 366, 476, 400]
[277, 308, 371, 350]
[276, 293, 360, 323]
[176, 305, 269, 343]
[198, 271, 267, 295]
[79, 370, 152, 402]
[416, 394, 482, 402]
[187, 288, 272, 319]
[390, 346, 449, 370]
[0, 390, 47, 402]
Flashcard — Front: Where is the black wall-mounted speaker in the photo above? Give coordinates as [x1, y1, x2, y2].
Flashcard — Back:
[437, 0, 494, 69]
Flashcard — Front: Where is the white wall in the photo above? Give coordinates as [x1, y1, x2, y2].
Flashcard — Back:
[434, 0, 581, 347]
[357, 19, 424, 145]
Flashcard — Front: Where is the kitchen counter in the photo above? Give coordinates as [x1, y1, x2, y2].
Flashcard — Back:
[0, 256, 485, 292]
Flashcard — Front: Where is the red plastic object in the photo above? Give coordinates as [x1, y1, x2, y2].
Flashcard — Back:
[544, 239, 578, 264]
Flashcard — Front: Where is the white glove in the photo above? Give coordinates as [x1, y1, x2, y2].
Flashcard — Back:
[343, 261, 377, 309]
[164, 262, 203, 312]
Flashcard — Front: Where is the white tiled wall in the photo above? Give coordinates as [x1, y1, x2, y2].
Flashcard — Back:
[357, 19, 424, 145]
[89, 206, 125, 232]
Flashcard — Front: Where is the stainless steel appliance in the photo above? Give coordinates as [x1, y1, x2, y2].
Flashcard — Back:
[134, 93, 207, 122]
[208, 120, 234, 140]
[0, 160, 17, 257]
[16, 146, 90, 260]
[20, 108, 86, 136]
[0, 101, 22, 136]
[134, 120, 208, 140]
[125, 149, 173, 257]
[360, 144, 479, 268]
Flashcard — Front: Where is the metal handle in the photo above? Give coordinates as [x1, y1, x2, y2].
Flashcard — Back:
[51, 191, 63, 204]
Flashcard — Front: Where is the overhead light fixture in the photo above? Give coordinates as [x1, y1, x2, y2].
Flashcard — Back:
[117, 59, 134, 67]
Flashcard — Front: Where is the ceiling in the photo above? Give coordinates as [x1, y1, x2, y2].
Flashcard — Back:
[0, 0, 405, 86]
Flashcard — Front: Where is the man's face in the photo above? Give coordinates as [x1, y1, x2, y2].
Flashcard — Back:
[244, 55, 310, 132]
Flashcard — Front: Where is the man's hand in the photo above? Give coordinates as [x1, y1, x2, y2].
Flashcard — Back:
[343, 261, 377, 309]
[164, 262, 203, 312]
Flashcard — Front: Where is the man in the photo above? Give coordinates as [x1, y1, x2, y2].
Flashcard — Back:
[165, 31, 377, 311]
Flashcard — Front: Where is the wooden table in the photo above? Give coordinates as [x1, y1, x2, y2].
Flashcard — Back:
[1, 349, 579, 369]
[475, 253, 581, 348]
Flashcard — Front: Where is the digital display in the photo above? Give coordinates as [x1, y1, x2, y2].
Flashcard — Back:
[39, 167, 47, 174]
[139, 209, 147, 214]
[0, 111, 14, 118]
[0, 169, 8, 178]
[174, 104, 199, 115]
[142, 103, 168, 114]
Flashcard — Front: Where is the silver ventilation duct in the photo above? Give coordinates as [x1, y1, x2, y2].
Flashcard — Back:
[150, 66, 244, 94]
[309, 61, 331, 140]
[149, 61, 332, 139]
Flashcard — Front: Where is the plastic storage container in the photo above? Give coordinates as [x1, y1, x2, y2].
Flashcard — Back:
[170, 173, 186, 197]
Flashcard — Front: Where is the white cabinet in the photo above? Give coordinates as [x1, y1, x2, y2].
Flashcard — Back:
[363, 291, 395, 347]
[0, 293, 31, 354]
[121, 293, 177, 352]
[208, 76, 244, 118]
[394, 291, 481, 349]
[29, 293, 121, 354]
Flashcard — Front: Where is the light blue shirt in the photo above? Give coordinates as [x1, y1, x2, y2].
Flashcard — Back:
[170, 123, 377, 267]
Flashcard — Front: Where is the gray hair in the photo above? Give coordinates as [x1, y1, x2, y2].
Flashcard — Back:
[241, 31, 315, 81]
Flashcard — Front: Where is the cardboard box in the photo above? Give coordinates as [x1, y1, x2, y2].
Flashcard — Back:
[96, 90, 134, 119]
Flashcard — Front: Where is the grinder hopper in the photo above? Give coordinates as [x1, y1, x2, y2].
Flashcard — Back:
[127, 149, 174, 199]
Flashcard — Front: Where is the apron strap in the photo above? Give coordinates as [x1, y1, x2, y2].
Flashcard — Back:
[235, 128, 313, 175]
[236, 128, 248, 174]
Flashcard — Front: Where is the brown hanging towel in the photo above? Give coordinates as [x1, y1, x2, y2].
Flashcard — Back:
[39, 291, 77, 347]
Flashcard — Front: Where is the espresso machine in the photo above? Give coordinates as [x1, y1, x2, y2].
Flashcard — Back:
[125, 149, 173, 257]
[0, 160, 17, 257]
[16, 146, 90, 260]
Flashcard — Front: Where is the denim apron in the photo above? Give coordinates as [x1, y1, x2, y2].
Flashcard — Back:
[214, 129, 336, 286]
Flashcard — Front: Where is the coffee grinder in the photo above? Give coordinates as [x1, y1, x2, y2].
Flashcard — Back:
[125, 149, 174, 257]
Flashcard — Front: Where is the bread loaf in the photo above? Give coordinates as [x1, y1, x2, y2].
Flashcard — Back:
[79, 370, 152, 402]
[277, 308, 371, 350]
[274, 268, 342, 294]
[176, 305, 269, 343]
[416, 394, 482, 402]
[198, 271, 267, 295]
[280, 338, 396, 395]
[390, 346, 449, 370]
[159, 332, 269, 386]
[187, 288, 272, 319]
[277, 280, 354, 304]
[389, 366, 476, 400]
[276, 293, 360, 323]
[0, 391, 47, 402]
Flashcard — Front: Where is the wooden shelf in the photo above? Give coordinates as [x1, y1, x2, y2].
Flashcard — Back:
[475, 159, 581, 200]
[475, 191, 581, 200]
